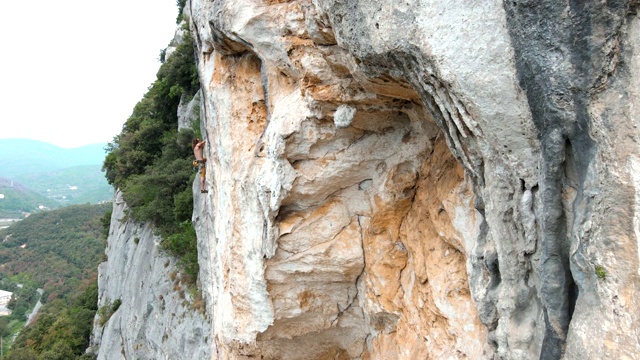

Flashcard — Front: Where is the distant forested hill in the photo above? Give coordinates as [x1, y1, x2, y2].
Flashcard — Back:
[0, 203, 111, 359]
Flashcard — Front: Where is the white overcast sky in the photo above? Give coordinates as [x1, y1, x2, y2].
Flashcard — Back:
[0, 0, 179, 148]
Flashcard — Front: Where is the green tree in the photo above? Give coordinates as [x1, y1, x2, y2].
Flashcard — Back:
[0, 316, 11, 338]
[5, 348, 38, 360]
[38, 341, 75, 360]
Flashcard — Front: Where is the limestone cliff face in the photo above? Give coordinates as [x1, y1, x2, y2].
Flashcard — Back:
[188, 0, 640, 359]
[89, 19, 213, 359]
[90, 190, 211, 360]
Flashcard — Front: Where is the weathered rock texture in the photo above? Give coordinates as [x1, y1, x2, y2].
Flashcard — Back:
[185, 0, 640, 359]
[90, 190, 212, 360]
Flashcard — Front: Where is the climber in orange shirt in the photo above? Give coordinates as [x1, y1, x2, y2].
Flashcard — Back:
[192, 138, 208, 193]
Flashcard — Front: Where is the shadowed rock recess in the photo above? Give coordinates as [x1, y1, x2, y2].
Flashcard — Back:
[94, 0, 640, 359]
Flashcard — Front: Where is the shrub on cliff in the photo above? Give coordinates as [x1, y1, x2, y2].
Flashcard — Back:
[102, 29, 200, 281]
[164, 220, 198, 281]
[176, 0, 188, 24]
[103, 31, 198, 190]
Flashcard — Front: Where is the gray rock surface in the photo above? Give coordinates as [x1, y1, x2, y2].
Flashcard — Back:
[178, 89, 202, 131]
[90, 190, 211, 360]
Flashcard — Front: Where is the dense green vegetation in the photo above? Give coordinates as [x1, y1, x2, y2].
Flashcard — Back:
[0, 203, 109, 359]
[102, 27, 200, 282]
[176, 0, 187, 24]
[6, 283, 98, 360]
[0, 204, 110, 297]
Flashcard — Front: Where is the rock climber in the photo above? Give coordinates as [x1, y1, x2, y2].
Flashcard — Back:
[192, 138, 208, 193]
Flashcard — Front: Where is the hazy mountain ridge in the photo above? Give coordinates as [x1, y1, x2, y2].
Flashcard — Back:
[0, 139, 113, 216]
[0, 139, 108, 178]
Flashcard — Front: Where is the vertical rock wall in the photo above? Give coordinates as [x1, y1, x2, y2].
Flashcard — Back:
[188, 0, 640, 359]
[91, 191, 211, 360]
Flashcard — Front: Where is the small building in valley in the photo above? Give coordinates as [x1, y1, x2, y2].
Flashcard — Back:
[0, 290, 12, 306]
[0, 290, 13, 316]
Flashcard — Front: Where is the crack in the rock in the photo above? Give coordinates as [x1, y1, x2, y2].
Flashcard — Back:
[330, 216, 366, 327]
